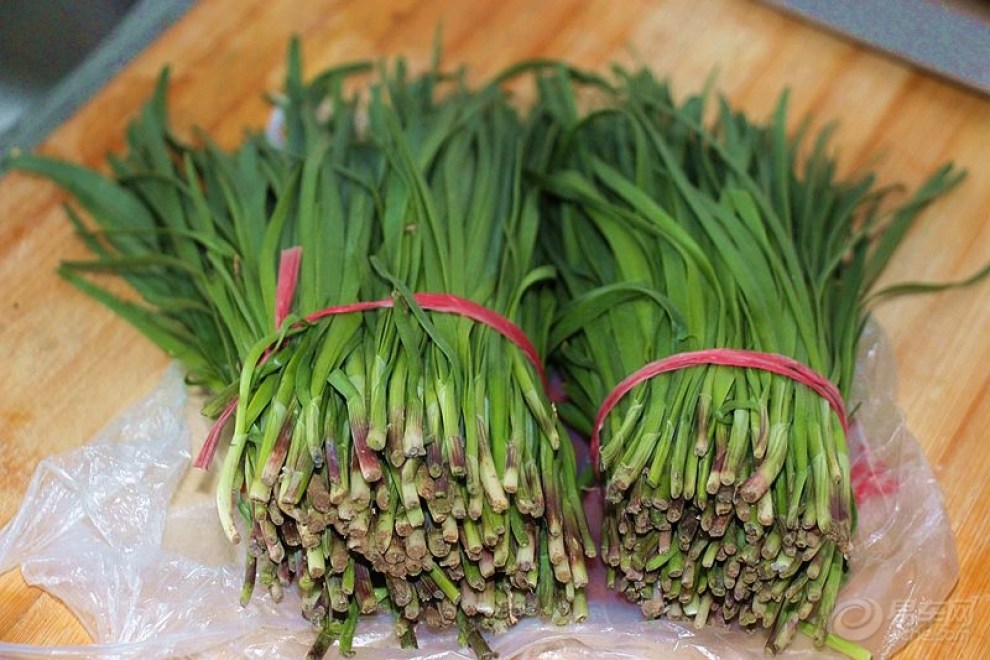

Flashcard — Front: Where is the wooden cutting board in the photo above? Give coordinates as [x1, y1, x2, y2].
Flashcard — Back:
[1, 0, 987, 656]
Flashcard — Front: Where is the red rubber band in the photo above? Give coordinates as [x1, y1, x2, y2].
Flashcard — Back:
[304, 293, 549, 391]
[590, 348, 850, 470]
[194, 396, 237, 469]
[196, 248, 549, 469]
[196, 248, 302, 468]
[274, 246, 302, 330]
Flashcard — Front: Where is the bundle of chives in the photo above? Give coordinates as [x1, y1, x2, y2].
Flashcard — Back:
[8, 43, 593, 658]
[272, 46, 594, 642]
[530, 65, 964, 655]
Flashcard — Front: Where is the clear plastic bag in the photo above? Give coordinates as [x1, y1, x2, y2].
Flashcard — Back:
[0, 322, 957, 658]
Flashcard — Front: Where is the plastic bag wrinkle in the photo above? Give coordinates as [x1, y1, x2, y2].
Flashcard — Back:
[0, 324, 959, 658]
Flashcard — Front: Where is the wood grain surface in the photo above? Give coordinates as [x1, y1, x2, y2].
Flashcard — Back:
[1, 0, 987, 657]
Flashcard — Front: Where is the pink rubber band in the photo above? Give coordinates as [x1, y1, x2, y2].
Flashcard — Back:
[590, 348, 850, 469]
